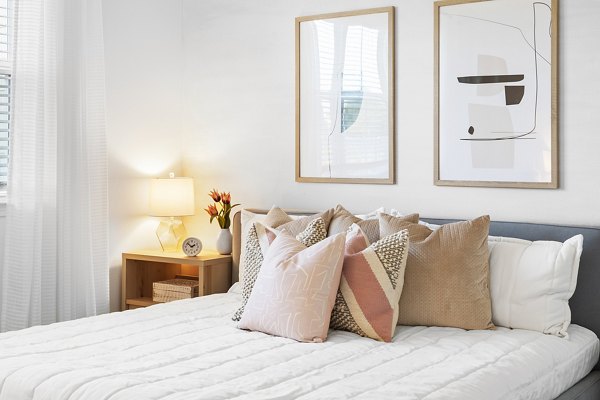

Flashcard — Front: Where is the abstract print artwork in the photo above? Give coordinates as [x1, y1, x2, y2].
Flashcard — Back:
[435, 0, 558, 188]
[296, 8, 395, 184]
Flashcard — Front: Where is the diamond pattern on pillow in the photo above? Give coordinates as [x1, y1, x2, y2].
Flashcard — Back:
[293, 218, 327, 247]
[232, 217, 327, 321]
[238, 207, 294, 282]
[330, 225, 409, 342]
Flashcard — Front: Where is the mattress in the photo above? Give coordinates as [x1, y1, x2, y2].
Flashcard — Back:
[0, 290, 597, 400]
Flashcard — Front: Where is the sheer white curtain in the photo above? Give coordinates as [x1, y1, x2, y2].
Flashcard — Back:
[0, 0, 109, 332]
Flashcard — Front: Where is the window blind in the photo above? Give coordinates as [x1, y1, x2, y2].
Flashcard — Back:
[0, 0, 11, 188]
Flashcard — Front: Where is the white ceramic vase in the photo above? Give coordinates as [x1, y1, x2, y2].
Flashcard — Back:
[216, 228, 232, 255]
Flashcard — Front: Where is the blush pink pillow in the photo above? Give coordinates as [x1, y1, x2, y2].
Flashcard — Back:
[238, 232, 346, 342]
[330, 224, 409, 342]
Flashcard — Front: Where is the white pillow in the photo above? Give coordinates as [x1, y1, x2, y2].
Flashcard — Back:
[488, 234, 583, 337]
[355, 207, 385, 220]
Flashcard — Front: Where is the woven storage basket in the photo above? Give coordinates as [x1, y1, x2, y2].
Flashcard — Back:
[153, 278, 199, 303]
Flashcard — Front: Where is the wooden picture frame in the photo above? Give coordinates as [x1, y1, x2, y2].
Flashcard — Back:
[434, 0, 558, 188]
[295, 7, 395, 184]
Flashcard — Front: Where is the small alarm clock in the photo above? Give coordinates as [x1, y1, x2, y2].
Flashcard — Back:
[182, 237, 202, 257]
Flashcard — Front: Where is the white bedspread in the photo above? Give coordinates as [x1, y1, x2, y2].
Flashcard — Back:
[0, 291, 598, 400]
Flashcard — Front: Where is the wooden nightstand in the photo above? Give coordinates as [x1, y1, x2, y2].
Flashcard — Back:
[121, 250, 232, 310]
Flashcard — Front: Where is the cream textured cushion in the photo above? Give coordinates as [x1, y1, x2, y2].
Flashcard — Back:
[328, 204, 380, 243]
[385, 215, 494, 330]
[238, 232, 346, 342]
[330, 225, 409, 342]
[239, 207, 293, 281]
[488, 234, 583, 337]
[232, 218, 327, 321]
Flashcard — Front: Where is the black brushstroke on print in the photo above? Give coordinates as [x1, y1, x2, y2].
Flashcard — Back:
[458, 2, 550, 142]
[458, 75, 524, 84]
[505, 86, 525, 105]
[444, 1, 551, 65]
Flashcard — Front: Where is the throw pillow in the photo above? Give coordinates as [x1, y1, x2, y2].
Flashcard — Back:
[488, 234, 583, 337]
[232, 217, 328, 321]
[278, 208, 334, 237]
[328, 204, 380, 244]
[378, 212, 421, 239]
[239, 207, 293, 281]
[355, 207, 385, 220]
[330, 224, 409, 342]
[389, 215, 494, 330]
[238, 232, 346, 342]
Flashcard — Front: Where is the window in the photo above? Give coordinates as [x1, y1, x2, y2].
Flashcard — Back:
[0, 0, 11, 191]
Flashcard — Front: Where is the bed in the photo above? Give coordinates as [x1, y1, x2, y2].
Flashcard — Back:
[0, 210, 599, 400]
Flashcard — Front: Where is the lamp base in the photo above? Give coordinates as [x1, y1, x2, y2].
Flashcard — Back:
[156, 218, 187, 252]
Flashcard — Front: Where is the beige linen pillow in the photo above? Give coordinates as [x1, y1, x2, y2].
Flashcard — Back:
[238, 232, 346, 342]
[328, 204, 362, 234]
[232, 218, 327, 321]
[383, 214, 494, 330]
[330, 225, 409, 342]
[328, 204, 380, 243]
[378, 212, 421, 239]
[278, 208, 334, 237]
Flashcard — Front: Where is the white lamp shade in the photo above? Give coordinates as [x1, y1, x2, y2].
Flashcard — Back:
[149, 177, 195, 217]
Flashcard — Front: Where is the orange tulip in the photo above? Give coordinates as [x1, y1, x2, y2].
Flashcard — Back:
[209, 189, 221, 202]
[205, 204, 218, 217]
[221, 192, 231, 204]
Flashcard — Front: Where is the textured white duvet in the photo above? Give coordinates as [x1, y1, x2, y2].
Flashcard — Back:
[0, 291, 597, 400]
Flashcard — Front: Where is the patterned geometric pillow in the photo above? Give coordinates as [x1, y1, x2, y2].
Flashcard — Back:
[238, 207, 294, 281]
[232, 217, 327, 321]
[330, 224, 409, 342]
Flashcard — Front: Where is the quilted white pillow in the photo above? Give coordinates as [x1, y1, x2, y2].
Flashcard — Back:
[488, 234, 583, 337]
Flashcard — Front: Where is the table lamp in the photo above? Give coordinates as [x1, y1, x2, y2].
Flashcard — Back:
[149, 173, 195, 252]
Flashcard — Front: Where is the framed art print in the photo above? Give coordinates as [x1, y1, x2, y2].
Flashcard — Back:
[296, 7, 395, 184]
[434, 0, 558, 188]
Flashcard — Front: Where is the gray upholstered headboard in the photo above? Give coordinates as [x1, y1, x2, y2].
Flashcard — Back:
[232, 210, 600, 366]
[424, 217, 600, 353]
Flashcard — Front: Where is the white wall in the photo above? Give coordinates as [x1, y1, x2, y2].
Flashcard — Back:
[181, 0, 600, 250]
[0, 0, 597, 313]
[103, 0, 184, 311]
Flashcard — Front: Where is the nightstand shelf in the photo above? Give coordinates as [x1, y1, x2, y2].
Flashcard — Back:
[121, 250, 232, 310]
[125, 297, 158, 308]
